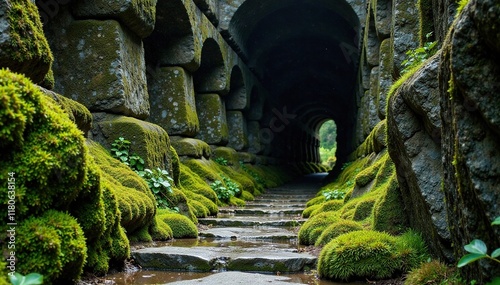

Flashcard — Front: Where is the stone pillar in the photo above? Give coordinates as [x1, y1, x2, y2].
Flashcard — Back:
[226, 111, 248, 150]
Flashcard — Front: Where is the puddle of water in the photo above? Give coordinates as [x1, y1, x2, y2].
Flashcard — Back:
[102, 270, 367, 285]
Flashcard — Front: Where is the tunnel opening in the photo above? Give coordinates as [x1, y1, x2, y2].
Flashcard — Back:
[228, 0, 361, 174]
[318, 119, 337, 169]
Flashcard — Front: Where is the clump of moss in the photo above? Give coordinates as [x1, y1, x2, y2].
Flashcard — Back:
[229, 195, 246, 207]
[240, 190, 255, 201]
[16, 210, 87, 283]
[150, 215, 173, 241]
[306, 195, 326, 207]
[179, 163, 218, 202]
[310, 200, 344, 217]
[299, 212, 340, 245]
[353, 197, 376, 221]
[157, 210, 198, 238]
[315, 219, 363, 246]
[302, 204, 321, 218]
[318, 230, 400, 281]
[405, 260, 459, 285]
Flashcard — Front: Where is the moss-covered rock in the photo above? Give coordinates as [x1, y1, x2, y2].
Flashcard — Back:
[309, 200, 344, 218]
[298, 212, 340, 245]
[147, 67, 200, 136]
[16, 210, 87, 283]
[226, 111, 249, 151]
[179, 163, 219, 202]
[72, 0, 157, 38]
[38, 87, 93, 136]
[157, 211, 198, 238]
[92, 113, 170, 170]
[150, 215, 173, 241]
[302, 204, 321, 218]
[0, 0, 53, 83]
[171, 136, 211, 159]
[318, 230, 400, 281]
[315, 219, 363, 246]
[352, 197, 376, 221]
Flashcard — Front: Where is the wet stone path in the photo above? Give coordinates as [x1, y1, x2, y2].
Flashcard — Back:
[121, 173, 358, 284]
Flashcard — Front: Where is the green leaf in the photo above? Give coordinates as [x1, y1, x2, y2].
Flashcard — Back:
[491, 248, 500, 258]
[492, 217, 500, 226]
[23, 273, 44, 285]
[457, 253, 487, 267]
[464, 239, 488, 254]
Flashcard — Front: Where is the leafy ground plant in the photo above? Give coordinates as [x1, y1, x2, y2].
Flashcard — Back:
[110, 137, 145, 171]
[401, 32, 437, 75]
[322, 189, 346, 201]
[214, 157, 228, 166]
[9, 273, 43, 285]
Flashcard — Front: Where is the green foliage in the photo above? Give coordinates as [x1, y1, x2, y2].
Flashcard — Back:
[310, 200, 344, 218]
[214, 156, 228, 166]
[210, 175, 241, 203]
[17, 210, 87, 283]
[9, 273, 43, 285]
[138, 168, 176, 210]
[458, 218, 500, 270]
[319, 120, 337, 149]
[456, 0, 470, 15]
[222, 175, 241, 196]
[405, 260, 460, 285]
[239, 161, 266, 187]
[322, 189, 346, 201]
[401, 32, 437, 75]
[111, 137, 145, 171]
[396, 230, 430, 272]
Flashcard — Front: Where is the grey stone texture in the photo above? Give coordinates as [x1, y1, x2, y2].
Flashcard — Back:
[391, 0, 420, 75]
[53, 20, 150, 119]
[226, 111, 248, 151]
[195, 93, 229, 145]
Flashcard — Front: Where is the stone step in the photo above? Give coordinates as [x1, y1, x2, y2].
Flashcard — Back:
[218, 208, 304, 216]
[198, 217, 305, 227]
[255, 194, 314, 199]
[132, 246, 316, 273]
[243, 203, 305, 208]
[251, 198, 309, 203]
[162, 271, 308, 285]
[199, 226, 297, 241]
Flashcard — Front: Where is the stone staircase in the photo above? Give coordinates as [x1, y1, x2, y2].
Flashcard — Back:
[132, 173, 326, 280]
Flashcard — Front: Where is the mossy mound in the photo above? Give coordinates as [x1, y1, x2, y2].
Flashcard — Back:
[318, 230, 401, 281]
[310, 200, 344, 218]
[157, 211, 198, 238]
[179, 163, 219, 202]
[150, 215, 174, 241]
[298, 212, 340, 245]
[16, 210, 87, 283]
[315, 219, 363, 246]
[240, 190, 255, 201]
[229, 196, 246, 207]
[0, 69, 130, 276]
[404, 260, 457, 285]
[302, 204, 321, 218]
[183, 189, 218, 216]
[306, 195, 326, 207]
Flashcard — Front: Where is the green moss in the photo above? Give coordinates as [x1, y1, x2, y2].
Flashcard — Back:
[310, 200, 344, 217]
[318, 230, 400, 281]
[40, 68, 55, 89]
[315, 219, 363, 246]
[298, 212, 340, 245]
[150, 214, 173, 241]
[0, 259, 9, 285]
[169, 145, 181, 186]
[16, 210, 87, 283]
[306, 195, 326, 207]
[212, 146, 238, 165]
[355, 160, 382, 187]
[240, 190, 255, 201]
[217, 163, 257, 195]
[228, 196, 246, 206]
[1, 0, 53, 83]
[405, 260, 459, 285]
[372, 172, 408, 234]
[128, 226, 153, 242]
[183, 189, 218, 216]
[386, 64, 422, 116]
[179, 163, 218, 202]
[456, 0, 470, 15]
[417, 0, 435, 45]
[396, 230, 430, 271]
[184, 158, 224, 183]
[157, 212, 198, 238]
[352, 198, 376, 221]
[188, 199, 210, 218]
[302, 204, 321, 218]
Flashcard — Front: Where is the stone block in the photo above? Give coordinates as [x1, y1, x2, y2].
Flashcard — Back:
[247, 121, 262, 154]
[226, 85, 248, 110]
[53, 20, 149, 119]
[392, 0, 419, 73]
[91, 113, 170, 170]
[237, 152, 256, 164]
[148, 67, 200, 137]
[373, 0, 392, 39]
[170, 136, 211, 159]
[0, 0, 53, 83]
[226, 111, 248, 151]
[72, 0, 157, 38]
[195, 94, 229, 145]
[193, 0, 219, 26]
[365, 24, 380, 67]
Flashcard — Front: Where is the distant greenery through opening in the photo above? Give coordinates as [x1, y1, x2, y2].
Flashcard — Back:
[319, 120, 337, 169]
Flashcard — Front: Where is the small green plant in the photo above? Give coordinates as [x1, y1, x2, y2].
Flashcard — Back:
[458, 217, 500, 268]
[322, 189, 346, 201]
[401, 32, 437, 75]
[214, 157, 228, 166]
[239, 161, 266, 186]
[221, 175, 241, 196]
[210, 180, 231, 202]
[138, 168, 176, 210]
[9, 273, 43, 285]
[111, 137, 145, 171]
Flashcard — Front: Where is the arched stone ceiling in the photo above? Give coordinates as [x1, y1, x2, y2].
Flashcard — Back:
[228, 0, 362, 165]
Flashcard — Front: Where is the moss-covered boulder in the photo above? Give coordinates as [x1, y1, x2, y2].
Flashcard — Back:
[0, 0, 53, 84]
[91, 113, 171, 170]
[195, 93, 229, 145]
[157, 211, 198, 238]
[148, 67, 200, 136]
[315, 219, 363, 246]
[72, 0, 157, 38]
[298, 212, 340, 245]
[171, 136, 211, 159]
[309, 200, 344, 218]
[17, 210, 87, 283]
[179, 163, 219, 202]
[53, 20, 149, 119]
